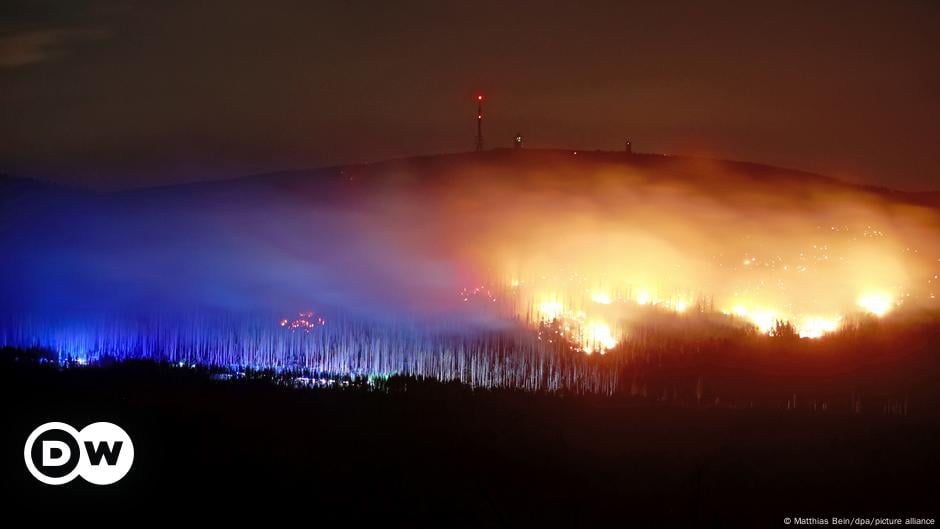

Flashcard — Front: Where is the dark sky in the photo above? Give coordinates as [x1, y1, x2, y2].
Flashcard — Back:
[1, 0, 938, 190]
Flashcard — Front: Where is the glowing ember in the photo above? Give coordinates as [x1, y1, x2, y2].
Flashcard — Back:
[280, 311, 326, 332]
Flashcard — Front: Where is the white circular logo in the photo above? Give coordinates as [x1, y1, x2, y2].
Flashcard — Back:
[24, 421, 134, 485]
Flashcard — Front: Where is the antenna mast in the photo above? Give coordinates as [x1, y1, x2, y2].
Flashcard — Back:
[475, 94, 484, 152]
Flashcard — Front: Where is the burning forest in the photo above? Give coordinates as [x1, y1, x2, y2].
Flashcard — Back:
[3, 150, 939, 410]
[5, 2, 940, 523]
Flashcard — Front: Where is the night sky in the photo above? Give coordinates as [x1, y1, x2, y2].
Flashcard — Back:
[1, 0, 937, 190]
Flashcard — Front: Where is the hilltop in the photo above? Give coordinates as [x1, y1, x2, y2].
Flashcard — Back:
[4, 150, 939, 210]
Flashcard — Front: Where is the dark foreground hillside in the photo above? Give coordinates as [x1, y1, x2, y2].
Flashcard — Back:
[2, 360, 936, 527]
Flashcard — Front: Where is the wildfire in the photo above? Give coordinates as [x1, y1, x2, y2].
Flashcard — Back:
[729, 305, 777, 334]
[519, 280, 901, 352]
[857, 292, 894, 317]
[591, 292, 612, 305]
[582, 321, 617, 355]
[797, 316, 842, 339]
[537, 300, 564, 321]
[535, 298, 618, 353]
[308, 159, 938, 355]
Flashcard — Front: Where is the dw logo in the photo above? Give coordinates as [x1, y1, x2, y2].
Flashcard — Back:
[24, 422, 134, 485]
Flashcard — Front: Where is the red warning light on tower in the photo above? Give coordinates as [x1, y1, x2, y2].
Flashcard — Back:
[475, 93, 485, 152]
